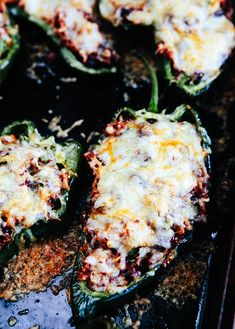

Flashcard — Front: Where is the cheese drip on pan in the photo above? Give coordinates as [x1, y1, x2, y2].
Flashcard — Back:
[0, 130, 70, 250]
[80, 115, 210, 294]
[19, 0, 116, 64]
[100, 0, 235, 81]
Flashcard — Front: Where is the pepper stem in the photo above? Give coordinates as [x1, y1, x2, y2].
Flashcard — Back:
[141, 56, 159, 113]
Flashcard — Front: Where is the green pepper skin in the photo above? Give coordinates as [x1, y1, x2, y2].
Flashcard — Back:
[0, 120, 82, 266]
[71, 105, 211, 323]
[10, 6, 117, 75]
[162, 58, 220, 97]
[0, 11, 20, 84]
[72, 233, 192, 322]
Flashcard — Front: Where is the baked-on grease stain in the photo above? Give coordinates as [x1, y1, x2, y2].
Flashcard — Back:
[18, 309, 29, 316]
[7, 316, 17, 327]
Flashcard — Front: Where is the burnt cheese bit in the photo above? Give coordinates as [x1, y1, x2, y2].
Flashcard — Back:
[48, 197, 62, 210]
[0, 223, 13, 248]
[79, 114, 210, 294]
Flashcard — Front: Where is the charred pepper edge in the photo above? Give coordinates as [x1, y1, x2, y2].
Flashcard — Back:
[9, 6, 117, 75]
[0, 120, 82, 266]
[71, 233, 193, 322]
[162, 58, 221, 97]
[71, 62, 211, 322]
[0, 10, 20, 84]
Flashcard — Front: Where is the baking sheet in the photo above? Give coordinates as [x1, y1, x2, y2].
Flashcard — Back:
[0, 20, 234, 329]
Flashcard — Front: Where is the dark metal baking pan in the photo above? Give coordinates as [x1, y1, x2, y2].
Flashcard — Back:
[0, 17, 234, 329]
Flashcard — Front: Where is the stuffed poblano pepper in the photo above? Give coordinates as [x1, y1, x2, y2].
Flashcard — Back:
[0, 120, 82, 266]
[0, 3, 19, 83]
[100, 0, 235, 95]
[71, 60, 211, 322]
[10, 0, 118, 74]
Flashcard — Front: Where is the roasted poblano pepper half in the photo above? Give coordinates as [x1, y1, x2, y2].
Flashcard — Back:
[0, 7, 20, 83]
[0, 120, 82, 266]
[10, 2, 117, 75]
[71, 60, 211, 322]
[99, 0, 235, 96]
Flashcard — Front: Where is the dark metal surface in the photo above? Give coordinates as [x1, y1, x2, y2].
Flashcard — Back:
[0, 21, 234, 329]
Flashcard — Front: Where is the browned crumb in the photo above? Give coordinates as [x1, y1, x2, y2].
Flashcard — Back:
[0, 223, 81, 301]
[122, 295, 151, 329]
[133, 296, 151, 329]
[154, 247, 214, 309]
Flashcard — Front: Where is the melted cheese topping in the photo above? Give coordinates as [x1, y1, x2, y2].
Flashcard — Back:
[100, 0, 156, 26]
[20, 0, 116, 64]
[0, 130, 71, 250]
[155, 0, 235, 80]
[100, 0, 235, 80]
[81, 114, 209, 293]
